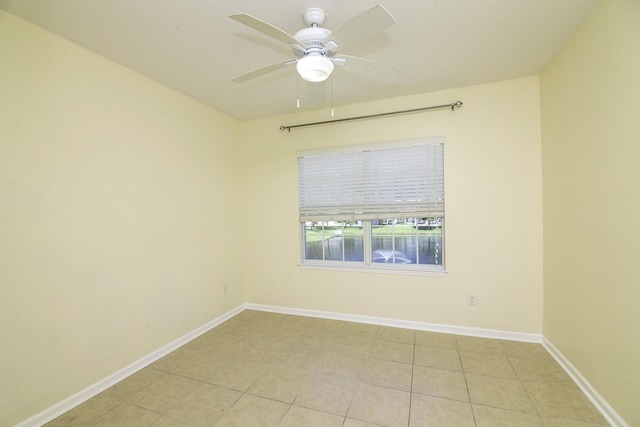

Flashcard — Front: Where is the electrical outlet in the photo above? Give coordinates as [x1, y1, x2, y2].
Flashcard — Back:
[468, 293, 477, 305]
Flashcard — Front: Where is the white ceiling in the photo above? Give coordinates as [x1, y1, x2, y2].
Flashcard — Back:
[0, 0, 599, 121]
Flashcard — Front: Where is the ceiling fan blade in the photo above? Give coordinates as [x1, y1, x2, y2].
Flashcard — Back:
[232, 61, 295, 83]
[230, 13, 306, 50]
[323, 5, 395, 54]
[334, 54, 402, 83]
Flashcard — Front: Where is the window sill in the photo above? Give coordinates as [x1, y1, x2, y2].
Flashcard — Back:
[298, 262, 447, 277]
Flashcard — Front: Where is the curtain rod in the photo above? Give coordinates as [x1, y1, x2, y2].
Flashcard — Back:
[279, 101, 462, 132]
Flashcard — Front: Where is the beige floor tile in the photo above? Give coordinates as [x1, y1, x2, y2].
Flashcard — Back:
[216, 394, 289, 427]
[247, 366, 309, 403]
[164, 382, 242, 425]
[415, 331, 458, 350]
[150, 416, 189, 426]
[370, 339, 414, 364]
[523, 381, 609, 425]
[45, 394, 122, 427]
[343, 419, 383, 427]
[542, 417, 609, 426]
[183, 331, 229, 351]
[409, 394, 475, 427]
[280, 406, 345, 426]
[216, 315, 247, 329]
[500, 341, 554, 362]
[234, 315, 280, 333]
[207, 359, 270, 392]
[227, 312, 273, 328]
[360, 358, 413, 391]
[149, 346, 205, 372]
[225, 310, 255, 323]
[460, 351, 517, 379]
[307, 318, 347, 335]
[272, 345, 325, 371]
[252, 337, 295, 354]
[259, 326, 304, 344]
[186, 331, 252, 355]
[412, 365, 470, 402]
[456, 336, 505, 355]
[466, 373, 537, 414]
[377, 326, 416, 344]
[332, 333, 376, 355]
[128, 373, 202, 414]
[241, 343, 285, 364]
[102, 367, 166, 400]
[315, 350, 367, 380]
[198, 348, 236, 365]
[510, 357, 574, 383]
[347, 383, 410, 427]
[293, 330, 337, 350]
[240, 323, 278, 336]
[343, 322, 380, 337]
[217, 339, 258, 358]
[169, 354, 228, 382]
[86, 402, 161, 426]
[278, 315, 318, 330]
[414, 345, 462, 371]
[294, 374, 358, 416]
[233, 328, 271, 343]
[212, 319, 242, 335]
[473, 404, 544, 427]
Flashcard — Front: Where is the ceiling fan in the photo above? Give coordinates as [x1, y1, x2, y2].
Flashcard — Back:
[229, 5, 402, 84]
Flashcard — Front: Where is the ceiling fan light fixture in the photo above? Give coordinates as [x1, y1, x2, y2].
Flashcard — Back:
[297, 54, 334, 82]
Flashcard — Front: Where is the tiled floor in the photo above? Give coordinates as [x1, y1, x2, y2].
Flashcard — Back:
[46, 310, 609, 426]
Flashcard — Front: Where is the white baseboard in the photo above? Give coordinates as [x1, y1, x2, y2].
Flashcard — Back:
[542, 337, 628, 427]
[16, 304, 244, 427]
[244, 303, 542, 343]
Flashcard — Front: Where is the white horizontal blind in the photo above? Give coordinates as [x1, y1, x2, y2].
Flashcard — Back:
[298, 141, 444, 221]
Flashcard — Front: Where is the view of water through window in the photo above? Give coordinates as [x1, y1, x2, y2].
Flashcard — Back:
[304, 219, 443, 266]
[305, 235, 442, 264]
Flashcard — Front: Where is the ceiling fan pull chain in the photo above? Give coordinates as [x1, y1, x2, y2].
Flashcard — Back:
[296, 76, 300, 108]
[331, 75, 335, 117]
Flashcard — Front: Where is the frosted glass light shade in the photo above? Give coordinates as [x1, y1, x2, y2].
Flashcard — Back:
[296, 55, 334, 82]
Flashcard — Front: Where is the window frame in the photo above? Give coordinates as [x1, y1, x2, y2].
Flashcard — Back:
[297, 138, 446, 276]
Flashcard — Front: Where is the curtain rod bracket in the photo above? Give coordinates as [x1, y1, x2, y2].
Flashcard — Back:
[280, 101, 463, 132]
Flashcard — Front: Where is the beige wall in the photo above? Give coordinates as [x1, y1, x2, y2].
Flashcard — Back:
[541, 0, 640, 425]
[0, 12, 243, 425]
[241, 76, 543, 334]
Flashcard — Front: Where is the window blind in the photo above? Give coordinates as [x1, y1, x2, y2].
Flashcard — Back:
[298, 141, 444, 221]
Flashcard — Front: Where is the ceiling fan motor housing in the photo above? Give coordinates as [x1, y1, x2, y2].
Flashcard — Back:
[293, 27, 331, 55]
[291, 8, 332, 59]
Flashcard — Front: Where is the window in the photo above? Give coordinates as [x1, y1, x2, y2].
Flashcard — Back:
[298, 139, 445, 274]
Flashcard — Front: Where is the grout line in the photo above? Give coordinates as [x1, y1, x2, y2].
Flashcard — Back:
[459, 349, 479, 427]
[407, 342, 416, 427]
